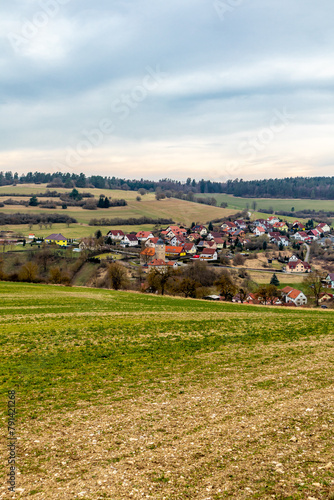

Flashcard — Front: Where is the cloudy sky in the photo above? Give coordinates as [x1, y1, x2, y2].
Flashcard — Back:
[1, 0, 334, 181]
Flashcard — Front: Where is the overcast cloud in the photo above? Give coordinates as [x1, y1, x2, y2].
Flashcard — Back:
[1, 0, 334, 181]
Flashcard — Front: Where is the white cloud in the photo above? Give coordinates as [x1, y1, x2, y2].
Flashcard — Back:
[0, 0, 334, 179]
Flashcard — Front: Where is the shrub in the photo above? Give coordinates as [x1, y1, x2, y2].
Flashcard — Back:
[233, 254, 245, 266]
[18, 262, 38, 282]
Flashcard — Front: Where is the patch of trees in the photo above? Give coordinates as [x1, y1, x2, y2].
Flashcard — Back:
[89, 216, 174, 226]
[223, 177, 334, 199]
[195, 197, 217, 206]
[0, 213, 77, 225]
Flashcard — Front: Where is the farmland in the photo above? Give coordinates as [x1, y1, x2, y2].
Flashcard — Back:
[0, 185, 236, 239]
[196, 193, 334, 214]
[1, 282, 334, 499]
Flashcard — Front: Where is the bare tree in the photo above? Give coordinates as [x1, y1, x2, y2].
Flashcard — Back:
[147, 267, 174, 296]
[108, 262, 129, 290]
[214, 271, 237, 301]
[303, 270, 325, 307]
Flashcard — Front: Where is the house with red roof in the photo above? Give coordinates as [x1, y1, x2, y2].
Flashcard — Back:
[145, 237, 159, 248]
[212, 237, 224, 249]
[292, 231, 309, 242]
[199, 248, 218, 261]
[281, 286, 307, 306]
[319, 292, 334, 303]
[221, 221, 237, 234]
[183, 242, 197, 254]
[254, 226, 266, 236]
[121, 234, 138, 247]
[136, 231, 154, 242]
[285, 260, 311, 273]
[316, 222, 331, 233]
[267, 216, 280, 224]
[140, 247, 156, 264]
[203, 240, 217, 250]
[147, 259, 178, 271]
[107, 229, 125, 241]
[165, 246, 186, 258]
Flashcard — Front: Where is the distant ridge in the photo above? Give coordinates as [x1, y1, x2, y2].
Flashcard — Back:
[1, 171, 334, 200]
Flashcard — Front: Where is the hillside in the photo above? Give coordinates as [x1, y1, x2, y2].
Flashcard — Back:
[1, 282, 334, 499]
[0, 184, 236, 238]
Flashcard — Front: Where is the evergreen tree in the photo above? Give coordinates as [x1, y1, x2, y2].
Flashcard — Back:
[29, 195, 38, 206]
[97, 195, 105, 208]
[270, 273, 280, 286]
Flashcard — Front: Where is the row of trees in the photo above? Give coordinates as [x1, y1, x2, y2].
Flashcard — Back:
[2, 170, 334, 199]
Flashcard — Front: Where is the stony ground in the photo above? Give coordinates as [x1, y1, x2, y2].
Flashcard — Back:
[1, 283, 334, 499]
[2, 338, 334, 500]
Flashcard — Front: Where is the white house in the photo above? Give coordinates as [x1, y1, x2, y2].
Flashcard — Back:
[324, 273, 334, 289]
[281, 286, 307, 306]
[267, 216, 280, 225]
[316, 223, 331, 233]
[121, 234, 138, 247]
[107, 229, 125, 241]
[254, 226, 266, 236]
[168, 236, 185, 247]
[136, 231, 154, 242]
[293, 231, 309, 241]
[200, 248, 218, 261]
[278, 236, 290, 247]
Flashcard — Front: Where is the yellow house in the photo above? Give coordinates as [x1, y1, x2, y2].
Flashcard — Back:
[165, 246, 186, 258]
[45, 233, 68, 246]
[273, 222, 288, 231]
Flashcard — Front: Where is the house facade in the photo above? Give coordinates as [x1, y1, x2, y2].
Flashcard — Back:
[107, 230, 124, 241]
[45, 233, 67, 246]
[281, 286, 307, 306]
[121, 234, 138, 247]
[285, 260, 311, 273]
[324, 273, 334, 289]
[200, 248, 218, 261]
[136, 231, 154, 242]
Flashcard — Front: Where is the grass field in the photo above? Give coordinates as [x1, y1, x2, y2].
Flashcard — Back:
[1, 282, 334, 499]
[2, 224, 156, 241]
[197, 193, 334, 214]
[0, 185, 236, 238]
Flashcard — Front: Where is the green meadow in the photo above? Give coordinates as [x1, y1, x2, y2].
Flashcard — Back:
[197, 192, 334, 213]
[1, 282, 334, 499]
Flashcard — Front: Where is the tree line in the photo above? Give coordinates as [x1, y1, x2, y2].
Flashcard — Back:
[2, 170, 334, 199]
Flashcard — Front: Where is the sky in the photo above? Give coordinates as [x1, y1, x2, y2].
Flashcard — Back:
[1, 0, 334, 182]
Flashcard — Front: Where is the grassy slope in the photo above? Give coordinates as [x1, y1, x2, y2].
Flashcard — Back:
[0, 282, 334, 499]
[0, 185, 236, 238]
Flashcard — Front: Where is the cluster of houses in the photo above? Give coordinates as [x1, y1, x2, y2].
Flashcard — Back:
[232, 286, 308, 307]
[105, 217, 328, 273]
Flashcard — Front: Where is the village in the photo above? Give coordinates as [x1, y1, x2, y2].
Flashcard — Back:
[2, 212, 333, 307]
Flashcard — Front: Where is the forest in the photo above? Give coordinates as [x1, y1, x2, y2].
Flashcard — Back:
[1, 171, 334, 199]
